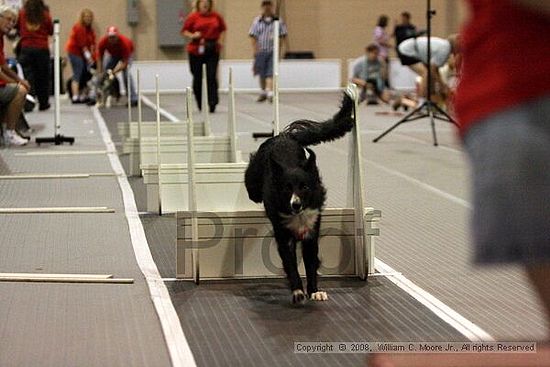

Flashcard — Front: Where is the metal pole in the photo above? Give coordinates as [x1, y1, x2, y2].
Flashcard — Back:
[201, 64, 211, 135]
[35, 19, 74, 146]
[186, 87, 200, 284]
[273, 20, 280, 135]
[137, 69, 142, 177]
[127, 66, 132, 123]
[228, 68, 238, 163]
[155, 75, 162, 215]
[137, 69, 143, 177]
[53, 20, 61, 135]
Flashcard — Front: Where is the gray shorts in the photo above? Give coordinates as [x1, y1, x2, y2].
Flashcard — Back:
[464, 95, 550, 265]
[253, 51, 274, 79]
[0, 84, 18, 106]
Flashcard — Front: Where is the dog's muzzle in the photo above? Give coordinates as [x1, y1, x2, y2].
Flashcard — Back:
[290, 193, 302, 213]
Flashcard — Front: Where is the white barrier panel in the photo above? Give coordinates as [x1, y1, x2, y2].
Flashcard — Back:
[143, 163, 256, 214]
[132, 59, 342, 92]
[117, 121, 206, 139]
[176, 208, 381, 280]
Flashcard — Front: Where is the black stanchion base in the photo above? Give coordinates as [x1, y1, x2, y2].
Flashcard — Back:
[35, 134, 75, 146]
[252, 131, 274, 140]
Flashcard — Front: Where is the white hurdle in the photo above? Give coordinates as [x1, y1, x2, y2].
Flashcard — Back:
[142, 71, 244, 213]
[118, 67, 209, 177]
[176, 84, 381, 283]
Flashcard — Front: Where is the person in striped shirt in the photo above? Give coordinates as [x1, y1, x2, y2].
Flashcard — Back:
[249, 0, 287, 103]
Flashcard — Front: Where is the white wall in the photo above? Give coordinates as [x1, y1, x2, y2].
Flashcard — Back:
[132, 58, 418, 93]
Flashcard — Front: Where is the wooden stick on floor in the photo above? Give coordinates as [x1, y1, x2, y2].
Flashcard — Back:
[0, 273, 134, 284]
[0, 207, 115, 214]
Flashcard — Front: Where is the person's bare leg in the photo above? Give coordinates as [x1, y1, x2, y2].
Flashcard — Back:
[71, 80, 80, 101]
[260, 77, 266, 92]
[368, 347, 550, 367]
[5, 85, 26, 130]
[265, 77, 273, 93]
[408, 63, 428, 98]
[527, 263, 550, 340]
[380, 89, 392, 104]
[408, 62, 425, 76]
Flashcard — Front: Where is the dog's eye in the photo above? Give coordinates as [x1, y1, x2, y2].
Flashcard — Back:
[300, 183, 309, 191]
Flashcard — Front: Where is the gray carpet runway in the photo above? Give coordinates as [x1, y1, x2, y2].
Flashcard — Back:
[0, 93, 543, 366]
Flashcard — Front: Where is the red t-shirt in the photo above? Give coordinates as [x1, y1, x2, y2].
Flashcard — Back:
[97, 34, 134, 61]
[66, 23, 96, 59]
[17, 9, 53, 49]
[182, 11, 226, 55]
[454, 0, 550, 138]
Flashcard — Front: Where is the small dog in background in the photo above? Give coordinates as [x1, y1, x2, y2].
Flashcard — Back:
[65, 67, 120, 107]
[96, 69, 121, 108]
[245, 91, 354, 305]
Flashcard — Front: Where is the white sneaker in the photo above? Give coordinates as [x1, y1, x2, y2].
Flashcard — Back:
[4, 130, 29, 146]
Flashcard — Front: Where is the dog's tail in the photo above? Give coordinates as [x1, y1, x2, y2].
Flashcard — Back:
[283, 92, 354, 146]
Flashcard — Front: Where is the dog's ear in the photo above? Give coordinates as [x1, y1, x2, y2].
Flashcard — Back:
[303, 148, 316, 170]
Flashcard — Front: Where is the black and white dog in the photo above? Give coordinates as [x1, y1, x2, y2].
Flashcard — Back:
[245, 92, 354, 304]
[96, 70, 121, 107]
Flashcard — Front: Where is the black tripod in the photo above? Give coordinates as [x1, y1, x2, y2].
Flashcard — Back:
[372, 0, 457, 146]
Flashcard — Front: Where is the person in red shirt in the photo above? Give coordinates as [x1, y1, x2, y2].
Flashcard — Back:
[369, 2, 550, 366]
[0, 5, 30, 146]
[456, 0, 550, 341]
[16, 0, 53, 111]
[181, 0, 226, 113]
[65, 8, 95, 103]
[96, 26, 137, 106]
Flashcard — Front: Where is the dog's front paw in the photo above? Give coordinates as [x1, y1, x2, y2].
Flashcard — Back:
[310, 291, 328, 301]
[292, 289, 307, 305]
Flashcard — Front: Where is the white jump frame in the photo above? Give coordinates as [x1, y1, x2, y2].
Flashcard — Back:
[153, 71, 241, 215]
[177, 84, 381, 283]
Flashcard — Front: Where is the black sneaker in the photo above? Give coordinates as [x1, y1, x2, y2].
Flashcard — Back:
[39, 103, 51, 111]
[256, 94, 267, 102]
[209, 104, 216, 113]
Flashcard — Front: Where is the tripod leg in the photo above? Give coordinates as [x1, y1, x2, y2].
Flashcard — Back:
[432, 103, 458, 126]
[373, 103, 427, 143]
[429, 108, 438, 146]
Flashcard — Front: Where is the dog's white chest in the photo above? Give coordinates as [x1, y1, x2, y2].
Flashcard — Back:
[280, 209, 320, 240]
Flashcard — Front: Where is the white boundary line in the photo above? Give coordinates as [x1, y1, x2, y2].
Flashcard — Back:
[365, 159, 472, 209]
[92, 106, 196, 367]
[141, 95, 180, 123]
[376, 259, 494, 341]
[323, 144, 471, 209]
[322, 143, 489, 340]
